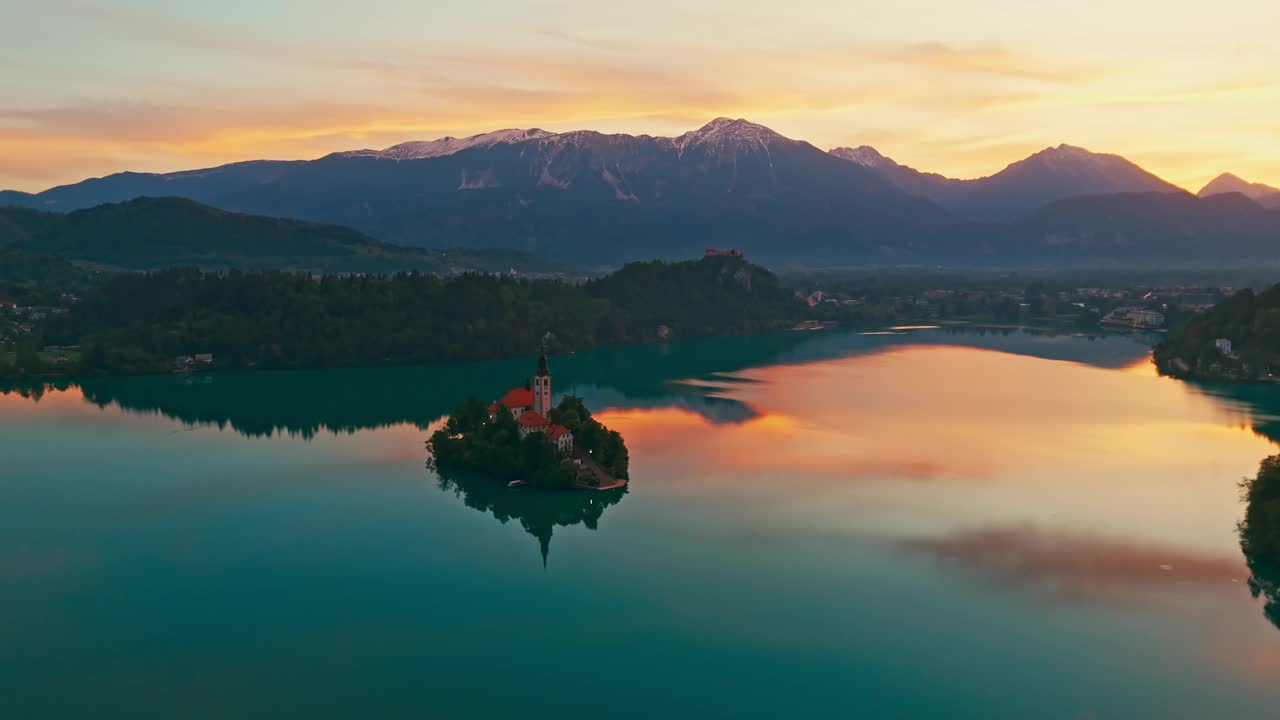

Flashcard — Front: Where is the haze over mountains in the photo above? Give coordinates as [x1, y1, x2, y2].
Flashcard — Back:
[2, 118, 1278, 268]
[0, 198, 565, 274]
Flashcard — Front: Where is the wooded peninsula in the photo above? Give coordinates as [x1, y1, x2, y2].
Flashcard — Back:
[2, 253, 813, 379]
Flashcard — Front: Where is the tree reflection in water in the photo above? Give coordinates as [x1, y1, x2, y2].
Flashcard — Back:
[1244, 555, 1280, 631]
[435, 468, 626, 567]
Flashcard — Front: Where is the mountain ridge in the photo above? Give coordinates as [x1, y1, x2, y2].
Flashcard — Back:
[1199, 172, 1280, 208]
[0, 197, 569, 274]
[3, 118, 1274, 267]
[2, 118, 948, 264]
[828, 142, 1185, 221]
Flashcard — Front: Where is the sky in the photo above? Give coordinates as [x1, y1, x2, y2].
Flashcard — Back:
[2, 0, 1278, 193]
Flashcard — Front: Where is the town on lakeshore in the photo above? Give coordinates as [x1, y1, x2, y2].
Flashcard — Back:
[427, 348, 629, 492]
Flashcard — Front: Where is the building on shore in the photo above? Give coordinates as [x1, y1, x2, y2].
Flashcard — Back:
[1101, 307, 1165, 330]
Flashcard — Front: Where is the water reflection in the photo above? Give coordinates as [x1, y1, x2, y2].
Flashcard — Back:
[0, 326, 1156, 440]
[1244, 557, 1280, 630]
[903, 525, 1246, 605]
[10, 328, 1280, 714]
[435, 468, 626, 567]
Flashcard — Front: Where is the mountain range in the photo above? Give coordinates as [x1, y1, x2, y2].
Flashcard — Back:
[3, 118, 1278, 267]
[830, 143, 1184, 221]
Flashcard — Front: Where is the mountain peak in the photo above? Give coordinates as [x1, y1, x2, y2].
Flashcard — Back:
[340, 128, 557, 160]
[1012, 143, 1159, 177]
[1031, 143, 1096, 161]
[673, 118, 786, 153]
[829, 145, 895, 169]
[696, 117, 773, 133]
[1199, 172, 1280, 201]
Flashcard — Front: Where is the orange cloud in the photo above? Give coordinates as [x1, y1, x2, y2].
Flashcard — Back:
[4, 2, 1279, 194]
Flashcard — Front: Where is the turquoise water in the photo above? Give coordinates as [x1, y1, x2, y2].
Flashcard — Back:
[4, 327, 1280, 718]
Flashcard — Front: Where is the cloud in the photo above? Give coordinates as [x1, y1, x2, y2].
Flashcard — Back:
[4, 2, 1280, 191]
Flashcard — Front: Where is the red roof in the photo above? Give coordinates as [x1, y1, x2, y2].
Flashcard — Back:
[546, 424, 571, 441]
[516, 411, 549, 428]
[500, 388, 534, 410]
[487, 402, 500, 413]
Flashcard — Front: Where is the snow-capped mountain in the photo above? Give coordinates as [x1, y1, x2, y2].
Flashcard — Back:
[828, 145, 894, 169]
[339, 118, 791, 163]
[8, 118, 946, 264]
[7, 118, 1272, 267]
[339, 129, 557, 161]
[668, 117, 788, 155]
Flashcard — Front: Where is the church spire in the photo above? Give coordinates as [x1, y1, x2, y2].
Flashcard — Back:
[533, 342, 551, 416]
[536, 347, 549, 377]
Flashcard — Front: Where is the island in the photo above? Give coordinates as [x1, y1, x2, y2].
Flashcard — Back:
[426, 349, 628, 490]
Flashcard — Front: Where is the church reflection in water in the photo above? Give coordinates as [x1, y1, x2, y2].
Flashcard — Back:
[434, 468, 626, 567]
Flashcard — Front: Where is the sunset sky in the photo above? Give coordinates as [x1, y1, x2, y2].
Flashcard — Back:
[3, 0, 1278, 192]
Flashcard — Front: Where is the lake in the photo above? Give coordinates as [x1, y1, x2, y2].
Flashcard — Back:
[5, 326, 1280, 718]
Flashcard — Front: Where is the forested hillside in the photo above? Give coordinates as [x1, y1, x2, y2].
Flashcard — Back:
[1154, 285, 1280, 379]
[20, 254, 808, 377]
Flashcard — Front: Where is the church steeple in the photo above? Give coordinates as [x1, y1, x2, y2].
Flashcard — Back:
[533, 344, 552, 416]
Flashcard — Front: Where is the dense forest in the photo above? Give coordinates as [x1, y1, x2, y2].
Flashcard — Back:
[428, 395, 627, 489]
[1154, 285, 1280, 380]
[3, 254, 809, 379]
[0, 248, 96, 305]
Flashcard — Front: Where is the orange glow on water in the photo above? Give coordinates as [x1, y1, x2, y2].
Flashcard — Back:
[599, 345, 1276, 555]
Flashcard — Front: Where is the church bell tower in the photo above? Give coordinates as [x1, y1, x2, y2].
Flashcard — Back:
[534, 347, 552, 417]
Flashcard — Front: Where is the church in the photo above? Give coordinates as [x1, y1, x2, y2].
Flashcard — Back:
[488, 350, 574, 453]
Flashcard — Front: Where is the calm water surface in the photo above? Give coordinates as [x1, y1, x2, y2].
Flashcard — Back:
[4, 327, 1280, 718]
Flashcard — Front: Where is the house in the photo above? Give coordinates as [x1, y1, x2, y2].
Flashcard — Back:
[193, 353, 214, 364]
[1215, 338, 1235, 357]
[546, 425, 574, 452]
[516, 411, 550, 438]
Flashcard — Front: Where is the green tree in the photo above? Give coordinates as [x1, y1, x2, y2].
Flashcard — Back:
[15, 342, 41, 376]
[1242, 455, 1280, 562]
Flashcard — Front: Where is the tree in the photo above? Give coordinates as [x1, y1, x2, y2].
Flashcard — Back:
[80, 341, 108, 374]
[1242, 455, 1280, 562]
[15, 342, 41, 376]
